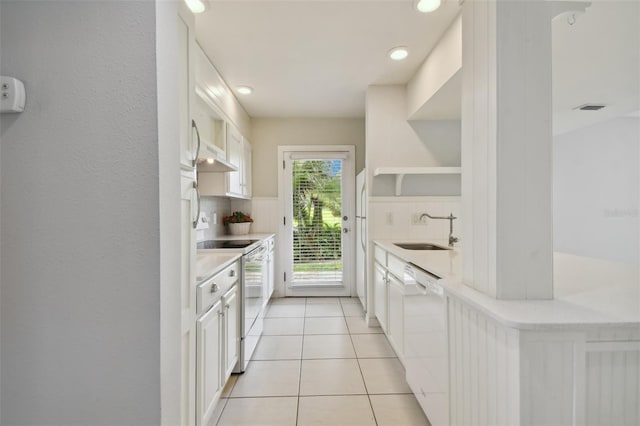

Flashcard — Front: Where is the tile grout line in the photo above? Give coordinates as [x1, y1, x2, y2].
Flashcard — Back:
[295, 297, 308, 426]
[347, 315, 380, 426]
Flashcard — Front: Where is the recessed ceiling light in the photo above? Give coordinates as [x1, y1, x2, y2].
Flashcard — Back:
[415, 0, 442, 13]
[237, 86, 253, 95]
[388, 47, 409, 61]
[184, 0, 208, 14]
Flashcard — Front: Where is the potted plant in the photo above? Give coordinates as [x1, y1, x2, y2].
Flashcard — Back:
[223, 211, 254, 235]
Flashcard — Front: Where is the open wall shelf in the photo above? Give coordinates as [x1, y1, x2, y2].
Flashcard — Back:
[373, 167, 461, 196]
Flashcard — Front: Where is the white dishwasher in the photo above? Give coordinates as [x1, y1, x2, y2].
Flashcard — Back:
[403, 264, 449, 426]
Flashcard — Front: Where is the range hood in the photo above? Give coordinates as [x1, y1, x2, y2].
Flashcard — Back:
[196, 155, 238, 173]
[196, 143, 238, 172]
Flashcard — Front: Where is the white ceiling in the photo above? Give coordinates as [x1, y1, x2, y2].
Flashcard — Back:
[196, 0, 461, 118]
[551, 0, 639, 135]
[195, 0, 639, 132]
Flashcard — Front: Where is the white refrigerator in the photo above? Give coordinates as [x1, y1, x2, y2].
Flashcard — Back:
[355, 170, 367, 310]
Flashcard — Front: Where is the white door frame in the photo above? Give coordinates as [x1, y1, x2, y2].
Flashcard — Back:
[277, 145, 356, 297]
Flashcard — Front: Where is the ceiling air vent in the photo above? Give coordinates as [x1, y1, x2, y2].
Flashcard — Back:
[575, 104, 606, 111]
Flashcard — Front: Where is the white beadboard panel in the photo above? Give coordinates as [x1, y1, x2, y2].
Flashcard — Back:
[519, 332, 585, 426]
[461, 0, 553, 300]
[585, 341, 640, 426]
[447, 296, 520, 426]
[585, 327, 640, 342]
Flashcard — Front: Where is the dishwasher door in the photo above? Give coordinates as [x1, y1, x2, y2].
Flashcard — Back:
[403, 265, 449, 426]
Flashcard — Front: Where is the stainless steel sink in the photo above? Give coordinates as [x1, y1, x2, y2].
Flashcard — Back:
[393, 242, 450, 250]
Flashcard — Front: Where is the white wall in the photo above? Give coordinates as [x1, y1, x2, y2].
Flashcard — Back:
[406, 14, 462, 120]
[366, 85, 461, 196]
[554, 117, 639, 264]
[156, 1, 182, 423]
[250, 118, 365, 197]
[1, 1, 164, 424]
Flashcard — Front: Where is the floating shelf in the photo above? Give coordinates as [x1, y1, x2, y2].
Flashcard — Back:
[373, 167, 461, 196]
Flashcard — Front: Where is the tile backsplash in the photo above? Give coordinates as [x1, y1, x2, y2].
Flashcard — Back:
[196, 196, 232, 242]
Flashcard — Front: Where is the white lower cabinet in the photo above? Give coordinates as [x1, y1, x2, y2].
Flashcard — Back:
[196, 284, 239, 426]
[387, 273, 404, 361]
[266, 237, 275, 299]
[196, 299, 222, 426]
[373, 262, 388, 333]
[222, 286, 239, 381]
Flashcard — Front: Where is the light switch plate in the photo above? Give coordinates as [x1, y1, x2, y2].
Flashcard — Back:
[1, 76, 26, 113]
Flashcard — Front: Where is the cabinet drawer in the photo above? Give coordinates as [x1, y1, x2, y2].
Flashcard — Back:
[374, 245, 387, 266]
[197, 261, 240, 314]
[387, 254, 406, 280]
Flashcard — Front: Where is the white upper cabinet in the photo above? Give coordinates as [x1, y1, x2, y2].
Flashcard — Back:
[226, 123, 243, 196]
[178, 9, 197, 170]
[242, 140, 252, 198]
[193, 91, 227, 160]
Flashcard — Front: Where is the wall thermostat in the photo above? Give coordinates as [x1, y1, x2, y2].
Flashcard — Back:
[1, 76, 26, 113]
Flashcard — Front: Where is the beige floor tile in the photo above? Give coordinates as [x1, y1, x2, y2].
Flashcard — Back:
[265, 304, 305, 318]
[351, 334, 397, 358]
[230, 360, 300, 397]
[340, 297, 361, 304]
[300, 358, 366, 395]
[369, 394, 430, 426]
[269, 297, 307, 306]
[217, 397, 298, 426]
[342, 303, 365, 317]
[306, 297, 341, 305]
[358, 358, 412, 394]
[263, 317, 304, 336]
[305, 303, 344, 317]
[302, 334, 356, 359]
[252, 335, 303, 360]
[297, 395, 376, 426]
[304, 317, 348, 335]
[345, 316, 383, 334]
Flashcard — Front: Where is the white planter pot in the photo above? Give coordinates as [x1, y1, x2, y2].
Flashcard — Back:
[228, 222, 251, 235]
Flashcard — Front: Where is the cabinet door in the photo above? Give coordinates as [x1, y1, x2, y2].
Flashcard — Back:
[267, 242, 275, 299]
[193, 92, 226, 160]
[178, 10, 196, 170]
[226, 123, 243, 196]
[242, 140, 252, 197]
[388, 273, 404, 360]
[222, 286, 239, 382]
[196, 301, 222, 426]
[373, 262, 388, 333]
[180, 171, 197, 426]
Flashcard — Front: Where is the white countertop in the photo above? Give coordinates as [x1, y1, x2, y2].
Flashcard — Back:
[196, 252, 242, 283]
[195, 233, 275, 283]
[374, 240, 640, 330]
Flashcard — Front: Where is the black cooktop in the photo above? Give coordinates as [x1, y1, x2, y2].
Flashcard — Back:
[197, 239, 259, 249]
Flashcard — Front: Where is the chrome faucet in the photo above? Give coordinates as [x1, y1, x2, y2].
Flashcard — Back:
[419, 212, 459, 247]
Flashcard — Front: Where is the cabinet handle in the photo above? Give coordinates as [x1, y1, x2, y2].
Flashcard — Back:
[218, 311, 224, 318]
[229, 270, 235, 277]
[210, 283, 219, 293]
[192, 182, 201, 229]
[191, 119, 201, 168]
[225, 304, 230, 310]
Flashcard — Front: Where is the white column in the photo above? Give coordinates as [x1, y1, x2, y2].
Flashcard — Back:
[461, 0, 554, 299]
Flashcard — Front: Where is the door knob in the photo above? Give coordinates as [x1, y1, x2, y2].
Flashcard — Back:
[343, 228, 350, 233]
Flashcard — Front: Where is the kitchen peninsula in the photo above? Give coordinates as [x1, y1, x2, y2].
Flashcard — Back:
[374, 239, 639, 425]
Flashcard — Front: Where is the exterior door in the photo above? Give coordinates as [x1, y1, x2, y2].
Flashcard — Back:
[279, 147, 355, 297]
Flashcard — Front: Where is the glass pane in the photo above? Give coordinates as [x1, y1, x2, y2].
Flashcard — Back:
[291, 159, 343, 284]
